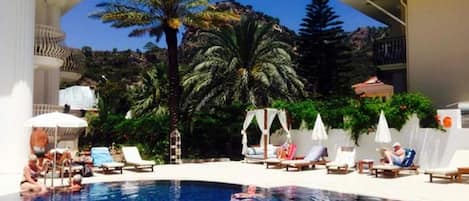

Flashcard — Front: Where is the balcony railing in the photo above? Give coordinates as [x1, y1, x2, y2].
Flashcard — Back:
[33, 104, 65, 116]
[62, 49, 85, 74]
[373, 36, 406, 66]
[34, 24, 68, 60]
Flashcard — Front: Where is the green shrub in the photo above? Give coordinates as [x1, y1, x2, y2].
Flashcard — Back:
[82, 113, 170, 164]
[184, 104, 247, 160]
[272, 100, 318, 129]
[271, 93, 439, 145]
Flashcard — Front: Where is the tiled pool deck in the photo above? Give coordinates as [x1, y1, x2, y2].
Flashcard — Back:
[1, 161, 467, 201]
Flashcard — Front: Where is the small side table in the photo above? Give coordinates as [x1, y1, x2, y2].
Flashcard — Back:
[358, 160, 374, 174]
[457, 167, 469, 183]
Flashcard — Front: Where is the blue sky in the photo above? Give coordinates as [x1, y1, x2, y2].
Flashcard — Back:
[62, 0, 383, 51]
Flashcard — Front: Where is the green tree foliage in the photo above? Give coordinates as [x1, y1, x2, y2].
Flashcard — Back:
[131, 63, 169, 117]
[97, 81, 133, 116]
[183, 16, 304, 110]
[91, 0, 239, 142]
[297, 0, 351, 96]
[81, 46, 145, 86]
[83, 113, 170, 164]
[184, 104, 247, 160]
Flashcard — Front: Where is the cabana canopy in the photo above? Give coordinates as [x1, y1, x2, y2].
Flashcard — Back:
[241, 108, 290, 159]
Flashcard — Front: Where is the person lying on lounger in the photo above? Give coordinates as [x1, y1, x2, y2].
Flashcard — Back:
[379, 142, 405, 166]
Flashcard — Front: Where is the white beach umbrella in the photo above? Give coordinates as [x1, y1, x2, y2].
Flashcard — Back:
[24, 112, 88, 128]
[24, 112, 88, 187]
[311, 113, 328, 141]
[375, 110, 391, 144]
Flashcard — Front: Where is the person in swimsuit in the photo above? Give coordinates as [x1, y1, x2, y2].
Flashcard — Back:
[20, 155, 48, 195]
[30, 127, 48, 167]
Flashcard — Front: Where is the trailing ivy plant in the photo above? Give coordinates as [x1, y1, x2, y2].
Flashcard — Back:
[387, 93, 439, 129]
[272, 100, 318, 129]
[271, 93, 439, 145]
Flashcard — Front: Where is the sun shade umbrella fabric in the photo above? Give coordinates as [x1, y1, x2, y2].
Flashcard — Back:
[375, 110, 392, 144]
[311, 113, 328, 141]
[24, 112, 88, 128]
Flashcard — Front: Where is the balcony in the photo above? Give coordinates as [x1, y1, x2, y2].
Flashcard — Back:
[34, 24, 69, 70]
[61, 49, 85, 82]
[373, 36, 406, 67]
[33, 104, 65, 116]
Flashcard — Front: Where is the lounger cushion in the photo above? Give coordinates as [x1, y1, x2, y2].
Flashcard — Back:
[281, 160, 309, 166]
[335, 149, 355, 167]
[91, 147, 114, 167]
[264, 158, 282, 163]
[122, 146, 156, 166]
[102, 162, 124, 168]
[373, 165, 401, 170]
[425, 168, 458, 175]
[246, 145, 277, 155]
[423, 150, 469, 176]
[304, 146, 326, 161]
[400, 148, 416, 167]
[245, 154, 276, 159]
[326, 162, 347, 168]
[127, 160, 155, 166]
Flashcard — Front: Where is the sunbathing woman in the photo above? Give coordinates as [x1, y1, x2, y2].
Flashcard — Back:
[20, 155, 48, 195]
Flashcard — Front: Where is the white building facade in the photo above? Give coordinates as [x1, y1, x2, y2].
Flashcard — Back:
[0, 0, 82, 188]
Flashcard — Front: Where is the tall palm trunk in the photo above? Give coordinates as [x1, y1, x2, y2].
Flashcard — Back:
[165, 27, 181, 164]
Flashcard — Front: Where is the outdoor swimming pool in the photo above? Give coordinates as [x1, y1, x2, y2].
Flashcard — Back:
[3, 180, 397, 201]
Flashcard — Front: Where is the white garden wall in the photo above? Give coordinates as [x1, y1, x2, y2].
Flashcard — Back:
[272, 115, 469, 169]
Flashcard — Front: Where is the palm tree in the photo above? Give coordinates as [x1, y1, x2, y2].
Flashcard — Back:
[183, 16, 304, 111]
[132, 63, 168, 117]
[91, 0, 238, 163]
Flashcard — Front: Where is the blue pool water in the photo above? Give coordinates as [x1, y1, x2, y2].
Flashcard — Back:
[3, 180, 398, 201]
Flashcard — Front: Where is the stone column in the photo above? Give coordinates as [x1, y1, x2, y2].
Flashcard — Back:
[0, 0, 35, 177]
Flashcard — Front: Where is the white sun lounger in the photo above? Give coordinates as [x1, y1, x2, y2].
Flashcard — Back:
[326, 146, 356, 174]
[122, 146, 156, 172]
[425, 150, 469, 182]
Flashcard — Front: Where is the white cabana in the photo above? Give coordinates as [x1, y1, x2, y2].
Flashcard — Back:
[311, 113, 328, 141]
[241, 108, 290, 159]
[59, 86, 97, 110]
[24, 112, 88, 187]
[375, 110, 392, 144]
